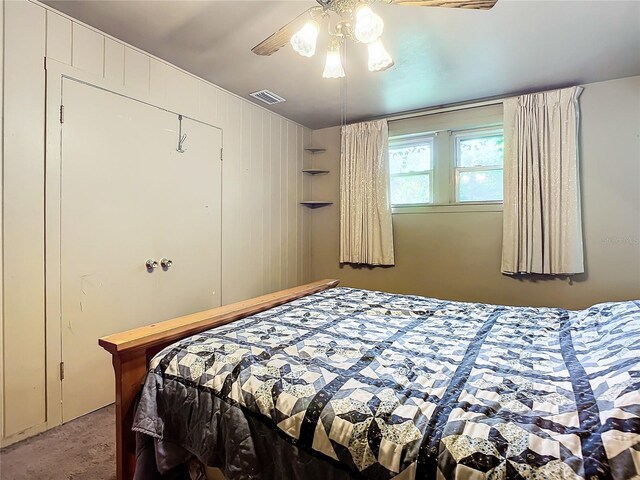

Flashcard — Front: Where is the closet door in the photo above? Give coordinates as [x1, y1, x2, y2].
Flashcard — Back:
[59, 79, 221, 422]
[154, 118, 222, 321]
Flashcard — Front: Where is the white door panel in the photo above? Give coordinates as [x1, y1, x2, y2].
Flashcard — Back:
[60, 79, 221, 422]
[155, 118, 222, 321]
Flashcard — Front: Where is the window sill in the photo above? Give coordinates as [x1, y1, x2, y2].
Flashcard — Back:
[391, 202, 503, 214]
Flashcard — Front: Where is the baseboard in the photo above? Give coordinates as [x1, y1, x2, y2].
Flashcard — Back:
[1, 421, 51, 448]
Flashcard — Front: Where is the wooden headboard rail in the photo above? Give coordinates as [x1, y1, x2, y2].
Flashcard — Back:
[99, 279, 340, 480]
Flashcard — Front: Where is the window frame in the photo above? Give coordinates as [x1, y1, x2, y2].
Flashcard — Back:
[388, 133, 435, 207]
[451, 126, 505, 204]
[389, 123, 504, 213]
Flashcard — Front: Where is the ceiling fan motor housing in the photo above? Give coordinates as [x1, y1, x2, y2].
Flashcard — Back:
[315, 0, 336, 8]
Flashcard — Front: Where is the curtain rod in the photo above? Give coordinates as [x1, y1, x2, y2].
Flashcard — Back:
[339, 84, 580, 128]
[336, 98, 504, 129]
[384, 97, 504, 122]
[367, 83, 581, 124]
[337, 97, 504, 128]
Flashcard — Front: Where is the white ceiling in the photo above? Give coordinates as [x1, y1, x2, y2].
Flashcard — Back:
[43, 0, 640, 129]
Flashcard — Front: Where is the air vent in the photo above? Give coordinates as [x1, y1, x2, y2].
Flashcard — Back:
[250, 89, 286, 105]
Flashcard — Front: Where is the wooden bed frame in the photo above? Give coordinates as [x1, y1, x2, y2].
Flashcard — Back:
[99, 279, 340, 480]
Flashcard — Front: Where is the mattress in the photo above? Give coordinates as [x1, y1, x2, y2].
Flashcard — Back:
[133, 287, 640, 479]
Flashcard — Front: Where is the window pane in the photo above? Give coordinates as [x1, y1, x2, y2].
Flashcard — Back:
[457, 135, 503, 167]
[391, 174, 430, 205]
[389, 142, 432, 174]
[458, 169, 503, 202]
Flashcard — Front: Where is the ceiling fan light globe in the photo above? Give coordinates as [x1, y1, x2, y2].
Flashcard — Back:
[367, 39, 393, 72]
[323, 49, 345, 79]
[290, 21, 319, 57]
[354, 5, 384, 44]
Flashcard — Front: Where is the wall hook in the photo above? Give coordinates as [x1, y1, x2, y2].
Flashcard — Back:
[177, 114, 187, 153]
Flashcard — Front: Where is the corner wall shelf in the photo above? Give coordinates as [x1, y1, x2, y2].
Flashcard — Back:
[303, 146, 330, 209]
[300, 201, 333, 208]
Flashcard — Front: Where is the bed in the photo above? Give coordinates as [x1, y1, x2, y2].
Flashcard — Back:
[99, 279, 640, 480]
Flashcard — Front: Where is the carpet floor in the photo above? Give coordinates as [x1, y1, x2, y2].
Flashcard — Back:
[0, 405, 116, 480]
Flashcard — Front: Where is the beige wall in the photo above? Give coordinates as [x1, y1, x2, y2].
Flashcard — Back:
[1, 0, 310, 445]
[310, 75, 640, 310]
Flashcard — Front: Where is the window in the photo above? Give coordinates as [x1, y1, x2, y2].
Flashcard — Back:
[454, 129, 504, 203]
[389, 121, 504, 208]
[389, 136, 434, 205]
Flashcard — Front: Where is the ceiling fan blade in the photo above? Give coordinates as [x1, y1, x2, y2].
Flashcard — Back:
[252, 7, 318, 56]
[391, 0, 497, 9]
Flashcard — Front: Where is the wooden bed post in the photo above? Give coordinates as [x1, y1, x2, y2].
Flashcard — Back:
[99, 279, 339, 480]
[112, 351, 148, 480]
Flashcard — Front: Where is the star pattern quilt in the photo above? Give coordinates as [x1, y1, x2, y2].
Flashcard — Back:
[133, 287, 640, 479]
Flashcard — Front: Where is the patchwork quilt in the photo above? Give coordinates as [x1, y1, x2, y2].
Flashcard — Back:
[133, 287, 640, 479]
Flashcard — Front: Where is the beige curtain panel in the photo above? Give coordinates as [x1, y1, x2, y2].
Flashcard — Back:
[340, 119, 395, 266]
[501, 86, 584, 275]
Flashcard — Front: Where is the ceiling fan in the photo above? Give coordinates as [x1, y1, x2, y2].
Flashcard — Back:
[252, 0, 498, 78]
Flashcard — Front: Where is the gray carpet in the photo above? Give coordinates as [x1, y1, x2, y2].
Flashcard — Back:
[0, 405, 116, 480]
